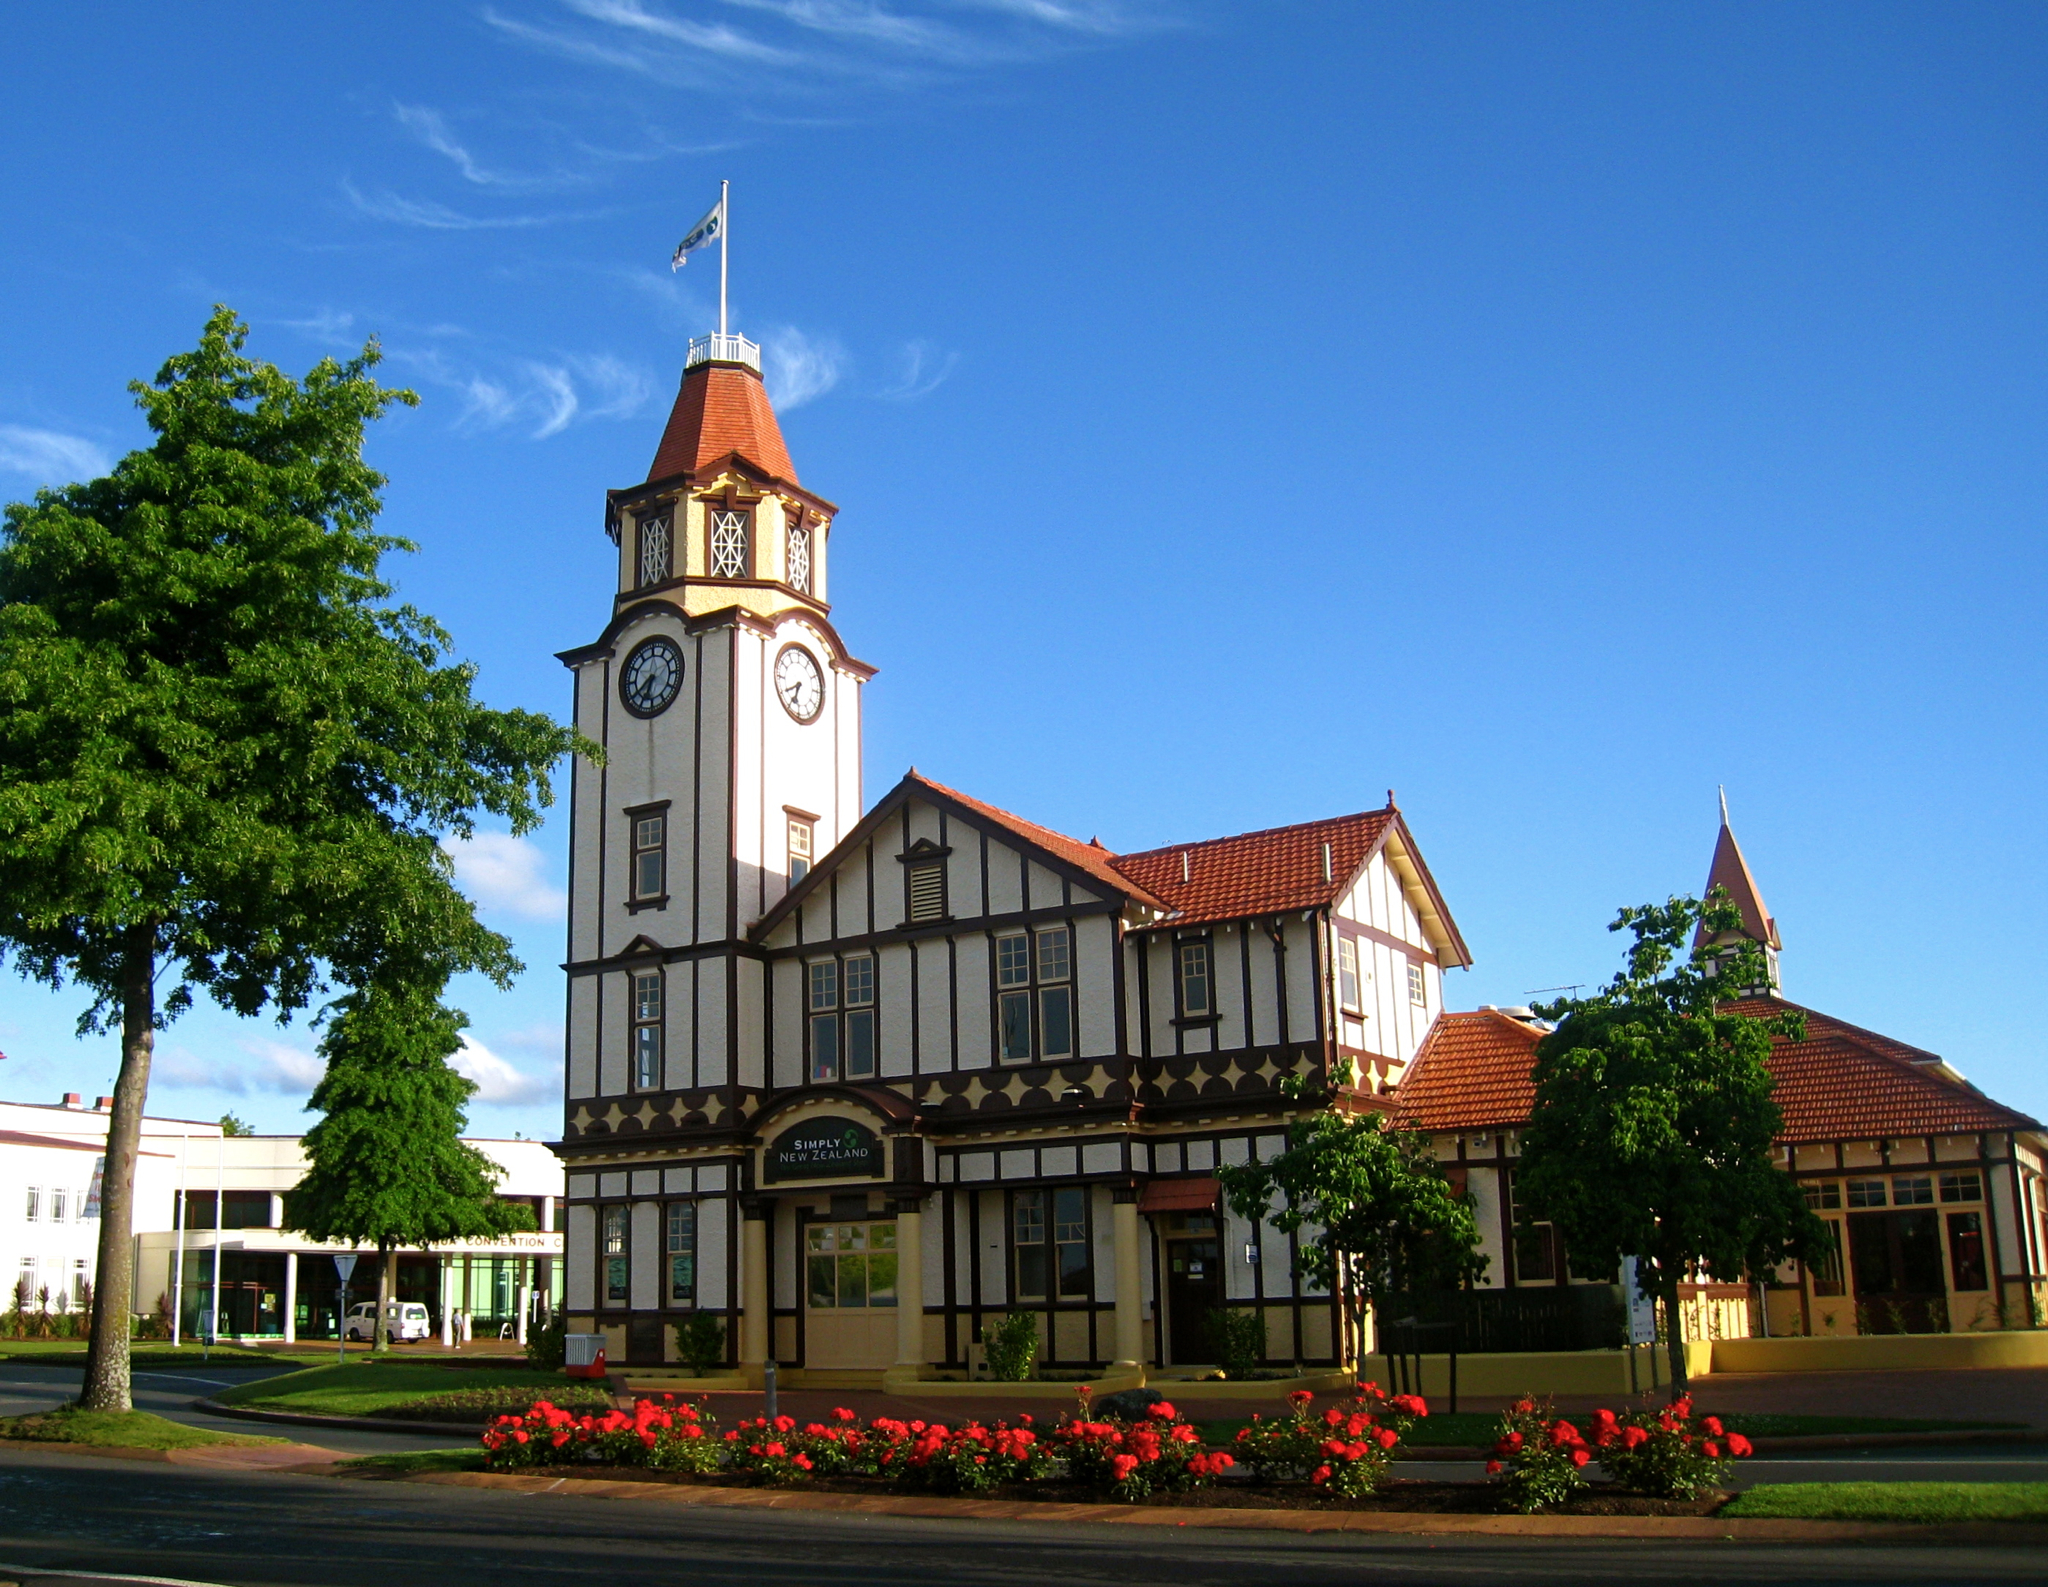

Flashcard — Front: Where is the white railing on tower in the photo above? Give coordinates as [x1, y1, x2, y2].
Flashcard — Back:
[686, 332, 762, 373]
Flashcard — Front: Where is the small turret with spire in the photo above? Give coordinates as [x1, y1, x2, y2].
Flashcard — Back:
[1696, 788, 1782, 993]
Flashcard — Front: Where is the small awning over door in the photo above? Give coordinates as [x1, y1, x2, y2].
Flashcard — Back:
[1140, 1176, 1220, 1213]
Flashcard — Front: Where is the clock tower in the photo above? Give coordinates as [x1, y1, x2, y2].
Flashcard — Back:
[558, 330, 871, 1137]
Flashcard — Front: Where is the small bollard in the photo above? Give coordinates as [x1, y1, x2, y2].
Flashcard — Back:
[764, 1357, 778, 1423]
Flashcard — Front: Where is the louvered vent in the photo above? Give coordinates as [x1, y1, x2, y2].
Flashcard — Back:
[906, 861, 946, 923]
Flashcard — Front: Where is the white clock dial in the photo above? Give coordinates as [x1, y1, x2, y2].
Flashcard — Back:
[620, 637, 683, 717]
[774, 644, 824, 723]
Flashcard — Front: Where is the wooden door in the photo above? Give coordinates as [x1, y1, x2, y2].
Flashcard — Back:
[1165, 1234, 1223, 1363]
[1848, 1210, 1946, 1332]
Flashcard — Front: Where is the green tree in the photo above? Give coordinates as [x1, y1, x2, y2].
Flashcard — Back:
[0, 309, 585, 1409]
[284, 981, 531, 1350]
[218, 1114, 252, 1137]
[1218, 1106, 1486, 1378]
[1520, 890, 1827, 1396]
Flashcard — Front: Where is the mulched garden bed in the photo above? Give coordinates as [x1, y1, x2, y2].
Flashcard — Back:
[478, 1464, 1724, 1516]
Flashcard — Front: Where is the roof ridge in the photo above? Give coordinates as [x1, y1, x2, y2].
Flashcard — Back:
[1117, 806, 1392, 863]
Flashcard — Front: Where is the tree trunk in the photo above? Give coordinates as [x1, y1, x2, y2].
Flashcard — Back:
[80, 922, 156, 1412]
[1662, 1260, 1689, 1399]
[375, 1245, 395, 1352]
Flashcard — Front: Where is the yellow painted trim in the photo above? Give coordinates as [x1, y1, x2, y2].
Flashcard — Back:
[1711, 1331, 2048, 1373]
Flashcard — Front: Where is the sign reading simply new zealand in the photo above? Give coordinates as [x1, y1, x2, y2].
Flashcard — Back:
[765, 1118, 884, 1182]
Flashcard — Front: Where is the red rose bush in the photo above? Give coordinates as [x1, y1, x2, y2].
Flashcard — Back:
[1051, 1398, 1234, 1501]
[1231, 1385, 1426, 1497]
[1486, 1394, 1752, 1511]
[481, 1395, 719, 1475]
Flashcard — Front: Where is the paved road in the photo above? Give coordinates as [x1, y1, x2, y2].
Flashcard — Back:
[0, 1365, 467, 1458]
[0, 1447, 2042, 1587]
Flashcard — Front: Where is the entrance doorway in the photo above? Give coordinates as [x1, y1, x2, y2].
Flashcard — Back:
[1848, 1210, 1946, 1332]
[1162, 1212, 1222, 1363]
[802, 1218, 897, 1368]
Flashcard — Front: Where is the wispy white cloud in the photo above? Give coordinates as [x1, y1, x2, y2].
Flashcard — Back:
[764, 325, 848, 410]
[276, 308, 359, 348]
[388, 344, 656, 440]
[568, 353, 657, 419]
[396, 104, 502, 186]
[567, 0, 798, 61]
[155, 1038, 325, 1098]
[442, 832, 568, 920]
[341, 178, 606, 231]
[877, 337, 958, 400]
[0, 425, 110, 485]
[451, 1034, 557, 1107]
[527, 363, 580, 438]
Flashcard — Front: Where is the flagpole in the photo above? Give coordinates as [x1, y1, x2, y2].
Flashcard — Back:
[719, 178, 730, 338]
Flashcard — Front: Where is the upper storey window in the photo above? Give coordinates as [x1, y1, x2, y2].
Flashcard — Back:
[996, 926, 1074, 1062]
[1338, 937, 1361, 1013]
[637, 510, 672, 588]
[709, 507, 751, 579]
[1406, 962, 1427, 1005]
[809, 955, 877, 1083]
[787, 816, 815, 885]
[1176, 939, 1212, 1018]
[786, 522, 812, 595]
[630, 808, 667, 905]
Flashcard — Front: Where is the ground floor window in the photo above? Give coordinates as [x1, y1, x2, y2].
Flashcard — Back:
[805, 1221, 896, 1309]
[1013, 1188, 1089, 1300]
[603, 1204, 629, 1305]
[667, 1202, 697, 1303]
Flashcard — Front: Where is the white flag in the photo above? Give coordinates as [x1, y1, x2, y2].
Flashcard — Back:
[671, 196, 724, 270]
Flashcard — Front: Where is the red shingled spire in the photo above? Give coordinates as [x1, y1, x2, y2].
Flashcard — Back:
[1701, 792, 1780, 951]
[646, 355, 796, 486]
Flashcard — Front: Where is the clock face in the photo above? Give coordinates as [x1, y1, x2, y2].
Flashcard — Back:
[620, 637, 684, 717]
[775, 644, 824, 723]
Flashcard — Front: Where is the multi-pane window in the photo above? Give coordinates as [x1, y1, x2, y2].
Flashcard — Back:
[1505, 1173, 1558, 1283]
[630, 811, 666, 903]
[805, 1222, 897, 1309]
[1940, 1172, 1983, 1203]
[1013, 1187, 1090, 1301]
[996, 927, 1073, 1062]
[709, 507, 750, 579]
[1802, 1181, 1842, 1210]
[632, 972, 663, 1090]
[1338, 937, 1361, 1012]
[25, 1187, 41, 1223]
[638, 510, 672, 587]
[1892, 1176, 1934, 1206]
[51, 1189, 68, 1223]
[786, 522, 812, 594]
[602, 1205, 628, 1305]
[809, 957, 878, 1082]
[1846, 1179, 1887, 1208]
[666, 1203, 696, 1304]
[1176, 939, 1212, 1018]
[1406, 962, 1427, 1005]
[1810, 1219, 1846, 1296]
[787, 817, 814, 885]
[906, 859, 946, 923]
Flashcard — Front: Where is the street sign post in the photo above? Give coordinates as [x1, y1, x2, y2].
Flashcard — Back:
[334, 1254, 359, 1363]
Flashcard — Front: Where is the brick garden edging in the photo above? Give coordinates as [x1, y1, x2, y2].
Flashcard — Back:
[404, 1468, 2048, 1544]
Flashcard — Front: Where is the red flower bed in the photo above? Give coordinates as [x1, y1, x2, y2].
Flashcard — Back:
[1487, 1394, 1752, 1511]
[1230, 1384, 1427, 1497]
[481, 1395, 719, 1474]
[1051, 1397, 1234, 1501]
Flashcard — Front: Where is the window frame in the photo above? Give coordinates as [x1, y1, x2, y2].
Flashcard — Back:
[786, 519, 813, 595]
[625, 800, 670, 912]
[601, 1204, 629, 1308]
[993, 924, 1075, 1063]
[806, 954, 880, 1083]
[707, 504, 752, 579]
[637, 507, 673, 588]
[786, 812, 816, 886]
[1405, 960, 1427, 1006]
[1173, 935, 1215, 1023]
[1010, 1186, 1091, 1303]
[24, 1186, 40, 1224]
[1337, 935, 1361, 1014]
[665, 1201, 697, 1306]
[1939, 1172, 1983, 1204]
[631, 968, 664, 1092]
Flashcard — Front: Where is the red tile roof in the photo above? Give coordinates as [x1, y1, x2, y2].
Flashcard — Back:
[1392, 998, 2040, 1144]
[647, 361, 796, 485]
[1111, 810, 1396, 929]
[903, 772, 1162, 907]
[1728, 998, 2039, 1142]
[1393, 1009, 1546, 1133]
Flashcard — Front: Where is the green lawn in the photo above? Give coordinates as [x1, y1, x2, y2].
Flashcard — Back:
[216, 1360, 565, 1418]
[1197, 1411, 2025, 1447]
[0, 1408, 285, 1450]
[0, 1341, 333, 1368]
[1723, 1482, 2048, 1523]
[339, 1447, 492, 1476]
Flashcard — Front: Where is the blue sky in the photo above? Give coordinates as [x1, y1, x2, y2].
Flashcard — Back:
[2, 2, 2044, 1138]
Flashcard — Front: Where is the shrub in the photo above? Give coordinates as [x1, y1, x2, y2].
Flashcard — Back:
[869, 1413, 1054, 1494]
[724, 1414, 827, 1483]
[981, 1311, 1039, 1382]
[524, 1311, 566, 1372]
[673, 1312, 725, 1375]
[1487, 1398, 1593, 1513]
[1052, 1399, 1234, 1501]
[481, 1396, 718, 1473]
[1208, 1308, 1266, 1380]
[1232, 1384, 1426, 1497]
[1595, 1395, 1751, 1499]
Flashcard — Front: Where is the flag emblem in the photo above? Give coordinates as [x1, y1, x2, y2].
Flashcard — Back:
[672, 197, 724, 270]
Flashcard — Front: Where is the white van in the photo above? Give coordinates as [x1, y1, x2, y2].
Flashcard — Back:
[343, 1301, 432, 1342]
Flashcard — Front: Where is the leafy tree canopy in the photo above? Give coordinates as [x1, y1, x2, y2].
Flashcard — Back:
[218, 1114, 252, 1137]
[1520, 889, 1829, 1393]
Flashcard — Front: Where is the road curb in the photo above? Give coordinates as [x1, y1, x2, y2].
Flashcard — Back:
[191, 1399, 476, 1439]
[401, 1468, 2048, 1543]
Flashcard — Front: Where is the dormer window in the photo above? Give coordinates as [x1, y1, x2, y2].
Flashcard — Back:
[637, 510, 672, 588]
[787, 521, 812, 594]
[709, 507, 751, 579]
